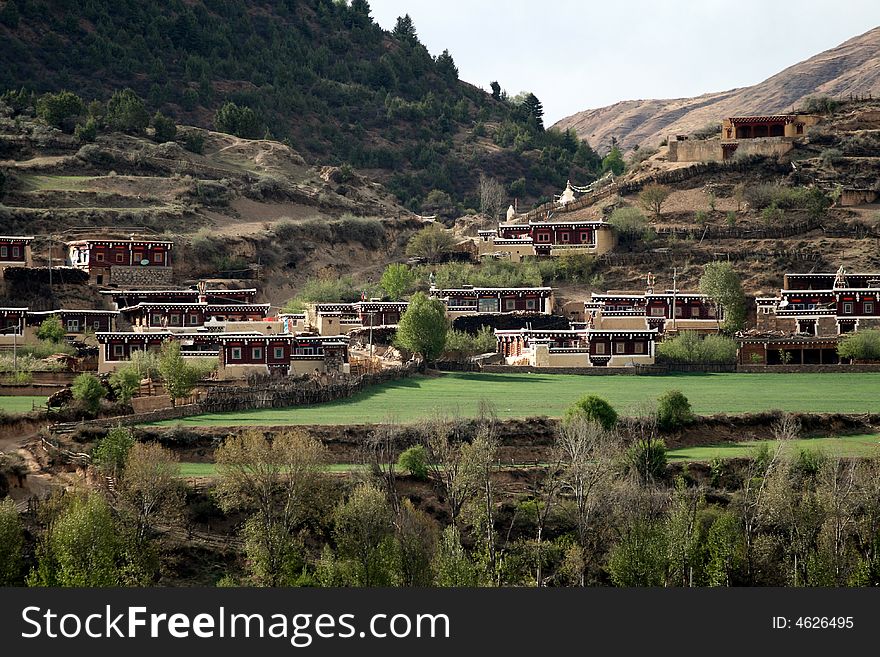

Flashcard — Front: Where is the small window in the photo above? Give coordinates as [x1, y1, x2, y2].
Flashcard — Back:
[187, 313, 200, 325]
[593, 342, 606, 355]
[580, 232, 589, 243]
[560, 232, 570, 243]
[93, 320, 101, 329]
[231, 347, 242, 360]
[274, 347, 285, 360]
[708, 307, 717, 317]
[675, 306, 683, 317]
[169, 314, 181, 325]
[843, 302, 854, 315]
[115, 252, 125, 263]
[112, 344, 124, 357]
[650, 307, 665, 317]
[252, 347, 263, 360]
[536, 232, 550, 243]
[12, 246, 20, 257]
[690, 306, 701, 318]
[614, 342, 625, 354]
[66, 319, 79, 332]
[95, 252, 105, 262]
[864, 302, 874, 315]
[0, 246, 7, 258]
[154, 252, 164, 263]
[796, 124, 804, 135]
[526, 299, 536, 310]
[505, 299, 516, 311]
[151, 313, 163, 325]
[634, 342, 645, 354]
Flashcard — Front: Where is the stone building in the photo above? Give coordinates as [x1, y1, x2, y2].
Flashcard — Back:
[67, 237, 173, 285]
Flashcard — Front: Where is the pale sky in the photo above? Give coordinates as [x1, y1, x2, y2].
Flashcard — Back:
[367, 0, 880, 125]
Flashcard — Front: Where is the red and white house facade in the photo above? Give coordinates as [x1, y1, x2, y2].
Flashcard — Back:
[496, 326, 658, 368]
[430, 286, 554, 319]
[67, 238, 173, 285]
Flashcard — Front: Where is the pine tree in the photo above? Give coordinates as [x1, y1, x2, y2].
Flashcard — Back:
[392, 14, 418, 45]
[490, 81, 501, 100]
[521, 92, 544, 131]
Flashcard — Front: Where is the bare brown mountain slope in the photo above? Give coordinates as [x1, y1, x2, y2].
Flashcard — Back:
[554, 26, 880, 151]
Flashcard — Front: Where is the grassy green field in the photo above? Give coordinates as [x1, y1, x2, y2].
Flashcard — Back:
[148, 372, 880, 427]
[0, 396, 46, 414]
[667, 434, 880, 461]
[177, 462, 366, 477]
[18, 174, 96, 191]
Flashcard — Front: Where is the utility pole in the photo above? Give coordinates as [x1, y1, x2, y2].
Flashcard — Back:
[48, 235, 52, 287]
[671, 266, 678, 332]
[368, 310, 374, 370]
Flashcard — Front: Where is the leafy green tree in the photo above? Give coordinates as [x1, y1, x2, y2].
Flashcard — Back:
[380, 263, 416, 300]
[655, 332, 737, 365]
[405, 224, 457, 262]
[158, 341, 201, 404]
[608, 207, 650, 243]
[0, 498, 24, 585]
[433, 526, 478, 586]
[151, 111, 177, 142]
[607, 516, 668, 586]
[71, 373, 105, 414]
[393, 500, 437, 586]
[397, 444, 429, 479]
[119, 443, 184, 545]
[638, 184, 671, 218]
[705, 511, 744, 586]
[105, 88, 150, 134]
[333, 482, 395, 586]
[36, 315, 66, 343]
[35, 91, 84, 130]
[214, 101, 263, 139]
[565, 394, 618, 430]
[656, 390, 694, 431]
[37, 494, 120, 587]
[837, 329, 880, 362]
[215, 430, 327, 587]
[602, 146, 625, 175]
[700, 262, 746, 332]
[626, 437, 668, 483]
[92, 426, 135, 478]
[109, 364, 142, 405]
[394, 292, 449, 364]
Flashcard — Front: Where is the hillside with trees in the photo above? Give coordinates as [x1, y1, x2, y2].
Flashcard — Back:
[0, 0, 604, 212]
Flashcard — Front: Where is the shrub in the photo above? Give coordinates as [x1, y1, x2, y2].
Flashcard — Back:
[36, 315, 66, 343]
[761, 203, 784, 226]
[656, 390, 694, 431]
[443, 326, 496, 359]
[184, 131, 205, 154]
[71, 373, 105, 413]
[638, 184, 671, 218]
[820, 147, 843, 167]
[74, 117, 97, 143]
[92, 426, 135, 476]
[565, 395, 618, 430]
[608, 207, 650, 243]
[105, 88, 150, 134]
[837, 329, 880, 361]
[799, 96, 840, 114]
[656, 332, 737, 365]
[35, 91, 84, 130]
[396, 445, 428, 480]
[109, 365, 141, 405]
[406, 225, 457, 262]
[626, 437, 668, 483]
[152, 111, 177, 143]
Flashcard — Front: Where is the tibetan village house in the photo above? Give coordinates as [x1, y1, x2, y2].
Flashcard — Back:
[0, 308, 27, 347]
[67, 237, 173, 285]
[311, 301, 409, 336]
[496, 326, 658, 368]
[0, 236, 34, 269]
[583, 279, 720, 335]
[430, 286, 554, 319]
[119, 302, 271, 331]
[478, 219, 615, 262]
[102, 287, 258, 308]
[668, 113, 821, 163]
[739, 268, 880, 365]
[26, 309, 117, 336]
[96, 331, 350, 378]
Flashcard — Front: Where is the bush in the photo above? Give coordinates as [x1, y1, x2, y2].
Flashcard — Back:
[109, 365, 141, 405]
[105, 88, 150, 134]
[837, 329, 880, 362]
[184, 131, 205, 154]
[761, 203, 784, 226]
[36, 315, 66, 343]
[608, 207, 650, 243]
[71, 373, 105, 413]
[92, 426, 135, 476]
[36, 91, 84, 130]
[152, 111, 177, 142]
[443, 326, 496, 359]
[74, 117, 97, 143]
[656, 390, 694, 431]
[396, 445, 428, 480]
[214, 101, 263, 139]
[406, 225, 457, 262]
[799, 96, 840, 114]
[655, 332, 737, 365]
[565, 395, 618, 430]
[626, 437, 668, 483]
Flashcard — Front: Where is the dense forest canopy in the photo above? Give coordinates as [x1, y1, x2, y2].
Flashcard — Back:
[0, 0, 604, 211]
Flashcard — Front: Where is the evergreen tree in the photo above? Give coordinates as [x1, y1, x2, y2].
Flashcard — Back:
[490, 81, 501, 100]
[435, 49, 458, 80]
[521, 92, 544, 131]
[392, 14, 418, 44]
[105, 88, 150, 134]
